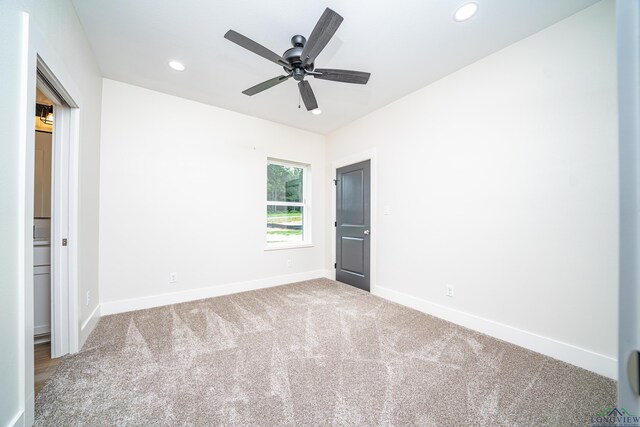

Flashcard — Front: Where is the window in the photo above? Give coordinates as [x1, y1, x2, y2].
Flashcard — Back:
[266, 160, 310, 247]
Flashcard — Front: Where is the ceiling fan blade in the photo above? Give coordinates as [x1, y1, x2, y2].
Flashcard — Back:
[298, 80, 318, 111]
[224, 30, 291, 70]
[313, 69, 371, 85]
[242, 75, 291, 96]
[300, 8, 343, 67]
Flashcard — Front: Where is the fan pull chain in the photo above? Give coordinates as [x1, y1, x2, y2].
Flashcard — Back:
[298, 91, 301, 109]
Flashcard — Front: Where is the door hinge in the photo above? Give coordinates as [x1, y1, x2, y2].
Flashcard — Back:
[333, 179, 339, 186]
[334, 221, 337, 227]
[334, 262, 337, 269]
[62, 238, 68, 246]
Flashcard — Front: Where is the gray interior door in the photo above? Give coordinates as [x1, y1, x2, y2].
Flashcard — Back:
[336, 160, 370, 292]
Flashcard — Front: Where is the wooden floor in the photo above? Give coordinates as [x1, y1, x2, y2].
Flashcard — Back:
[35, 342, 62, 396]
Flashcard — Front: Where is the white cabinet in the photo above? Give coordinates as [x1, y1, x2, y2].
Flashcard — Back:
[34, 244, 51, 337]
[34, 265, 51, 336]
[34, 245, 50, 266]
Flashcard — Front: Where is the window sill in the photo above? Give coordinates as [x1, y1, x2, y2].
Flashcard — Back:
[264, 243, 314, 251]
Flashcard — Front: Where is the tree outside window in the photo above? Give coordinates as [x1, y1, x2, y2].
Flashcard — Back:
[266, 161, 309, 246]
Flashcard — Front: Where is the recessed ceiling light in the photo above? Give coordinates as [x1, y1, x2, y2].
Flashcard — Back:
[311, 108, 322, 115]
[168, 61, 185, 71]
[454, 3, 478, 22]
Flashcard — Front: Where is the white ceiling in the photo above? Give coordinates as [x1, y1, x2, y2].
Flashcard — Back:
[71, 0, 599, 135]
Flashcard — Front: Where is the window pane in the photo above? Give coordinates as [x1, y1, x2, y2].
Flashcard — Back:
[267, 205, 303, 244]
[267, 163, 303, 203]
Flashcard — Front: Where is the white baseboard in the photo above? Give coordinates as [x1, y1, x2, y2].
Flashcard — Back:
[100, 270, 328, 316]
[9, 410, 25, 427]
[79, 304, 101, 348]
[373, 285, 617, 380]
[34, 324, 50, 336]
[323, 269, 334, 280]
[98, 273, 615, 378]
[34, 334, 50, 345]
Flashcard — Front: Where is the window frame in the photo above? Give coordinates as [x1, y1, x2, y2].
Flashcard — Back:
[265, 158, 312, 250]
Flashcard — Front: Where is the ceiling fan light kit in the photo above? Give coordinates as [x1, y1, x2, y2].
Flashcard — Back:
[224, 7, 371, 113]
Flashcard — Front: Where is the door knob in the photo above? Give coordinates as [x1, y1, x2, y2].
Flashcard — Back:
[364, 229, 370, 235]
[629, 350, 640, 396]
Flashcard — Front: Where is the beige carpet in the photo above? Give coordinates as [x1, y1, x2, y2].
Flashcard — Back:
[35, 278, 615, 426]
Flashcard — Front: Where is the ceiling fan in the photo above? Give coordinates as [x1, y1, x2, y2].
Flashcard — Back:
[224, 7, 371, 112]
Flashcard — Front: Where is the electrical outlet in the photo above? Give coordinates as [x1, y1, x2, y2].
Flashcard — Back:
[286, 259, 292, 269]
[86, 291, 90, 306]
[446, 285, 455, 298]
[169, 272, 177, 284]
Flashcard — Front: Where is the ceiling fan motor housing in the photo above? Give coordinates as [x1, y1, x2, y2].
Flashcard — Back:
[284, 35, 314, 79]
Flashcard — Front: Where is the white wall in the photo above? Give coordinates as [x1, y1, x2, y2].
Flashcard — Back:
[326, 1, 617, 376]
[0, 2, 28, 424]
[0, 0, 102, 425]
[99, 79, 326, 309]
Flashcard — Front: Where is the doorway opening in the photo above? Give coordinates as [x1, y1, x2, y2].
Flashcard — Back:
[32, 59, 79, 397]
[33, 85, 58, 396]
